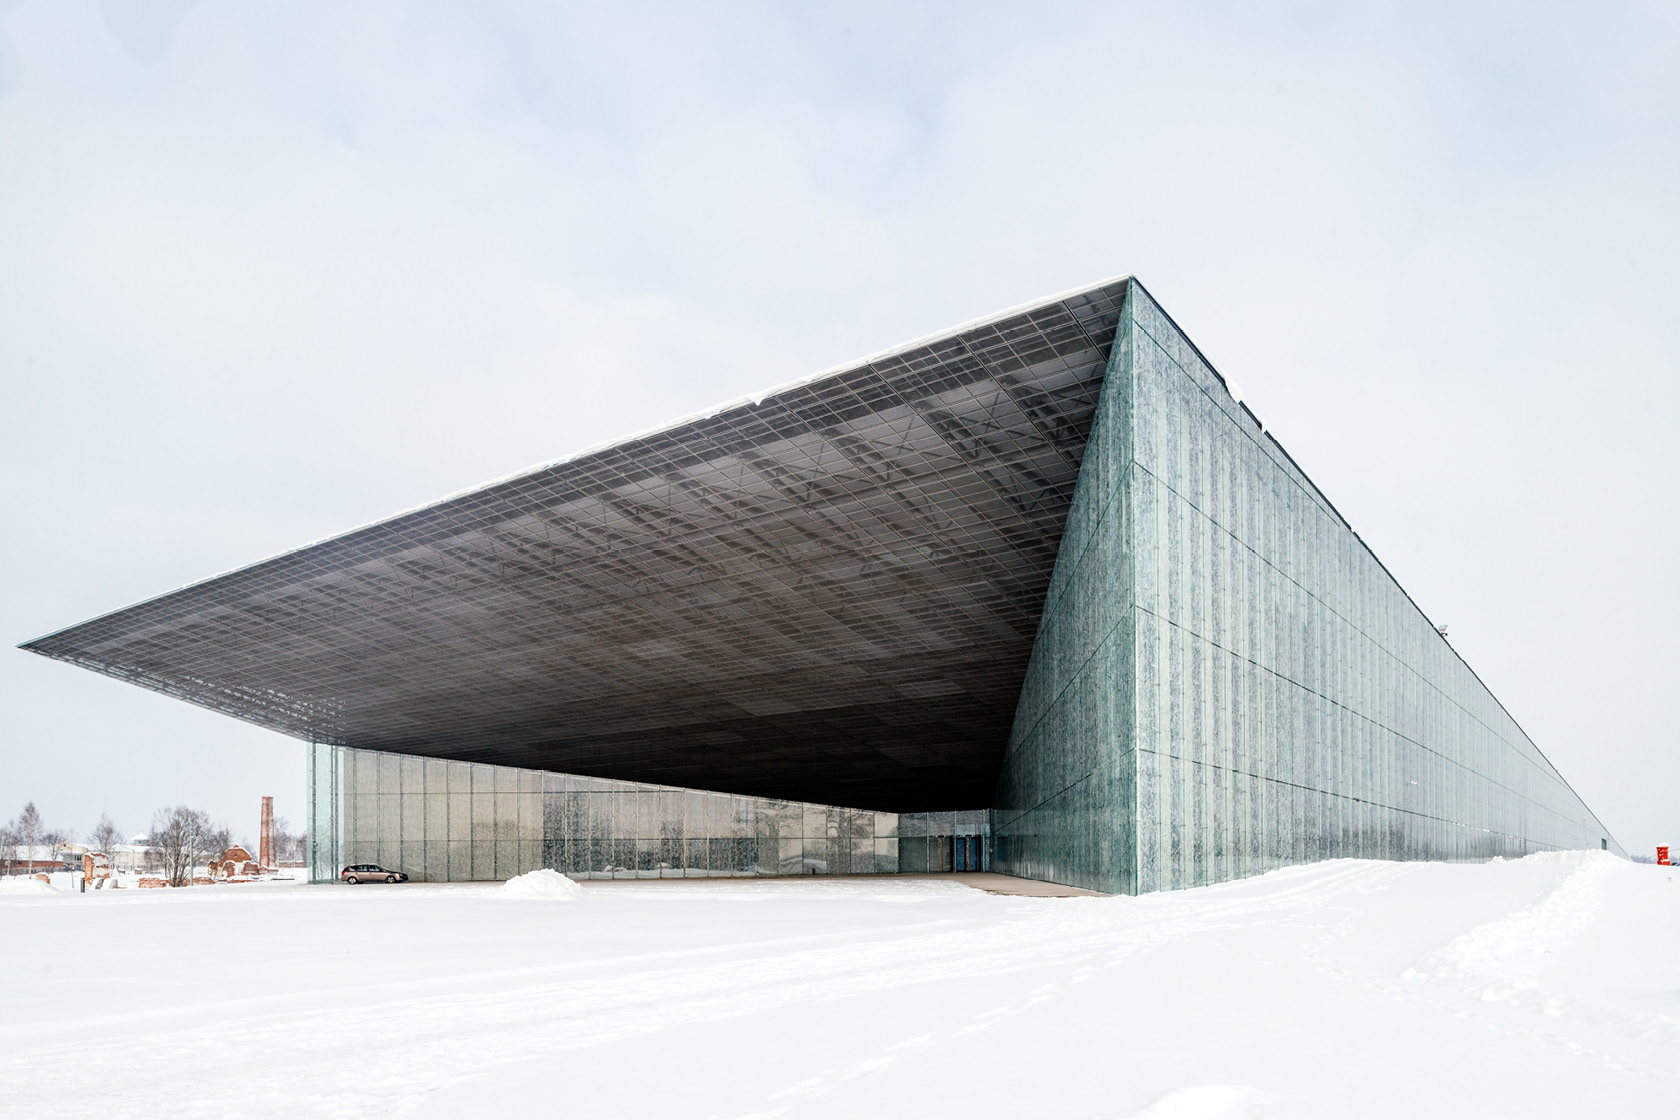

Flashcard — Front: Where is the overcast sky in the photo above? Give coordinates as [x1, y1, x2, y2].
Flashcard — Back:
[2, 1, 1674, 854]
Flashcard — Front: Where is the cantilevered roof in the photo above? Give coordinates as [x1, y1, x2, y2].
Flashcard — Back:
[22, 278, 1133, 810]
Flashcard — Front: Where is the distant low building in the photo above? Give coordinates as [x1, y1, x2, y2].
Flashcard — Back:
[4, 845, 70, 874]
[110, 844, 151, 874]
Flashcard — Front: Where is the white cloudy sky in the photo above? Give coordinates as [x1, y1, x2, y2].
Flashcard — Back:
[2, 2, 1674, 853]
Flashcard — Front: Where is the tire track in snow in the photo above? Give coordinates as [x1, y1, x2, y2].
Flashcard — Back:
[1299, 853, 1680, 1084]
[0, 861, 1409, 1120]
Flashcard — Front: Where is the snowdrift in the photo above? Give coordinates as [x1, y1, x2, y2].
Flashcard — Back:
[497, 869, 584, 900]
[0, 876, 58, 895]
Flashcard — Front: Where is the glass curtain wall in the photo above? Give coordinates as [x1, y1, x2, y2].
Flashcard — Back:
[994, 280, 1623, 896]
[307, 743, 993, 884]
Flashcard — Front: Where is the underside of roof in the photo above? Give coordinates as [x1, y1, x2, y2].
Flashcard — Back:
[22, 278, 1133, 810]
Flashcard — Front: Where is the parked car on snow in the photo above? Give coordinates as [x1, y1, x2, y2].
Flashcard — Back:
[340, 864, 408, 884]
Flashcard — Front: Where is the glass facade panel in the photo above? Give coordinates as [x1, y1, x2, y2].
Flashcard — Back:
[309, 745, 974, 883]
[993, 282, 1624, 895]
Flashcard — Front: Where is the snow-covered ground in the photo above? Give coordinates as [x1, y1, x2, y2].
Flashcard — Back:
[1, 852, 1676, 1118]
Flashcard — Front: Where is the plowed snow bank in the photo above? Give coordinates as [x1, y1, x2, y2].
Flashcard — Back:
[497, 868, 583, 900]
[0, 877, 57, 895]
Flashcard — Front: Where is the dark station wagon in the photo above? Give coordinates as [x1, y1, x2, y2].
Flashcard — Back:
[339, 864, 409, 884]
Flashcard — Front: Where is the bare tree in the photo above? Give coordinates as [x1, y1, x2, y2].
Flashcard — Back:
[18, 802, 42, 868]
[0, 816, 16, 876]
[150, 806, 219, 887]
[1, 804, 75, 874]
[135, 830, 163, 874]
[205, 822, 232, 863]
[271, 817, 306, 864]
[91, 813, 122, 855]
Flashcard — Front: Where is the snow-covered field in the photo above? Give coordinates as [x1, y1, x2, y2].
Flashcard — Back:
[2, 852, 1676, 1119]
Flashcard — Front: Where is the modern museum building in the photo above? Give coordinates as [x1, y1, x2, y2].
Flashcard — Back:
[22, 277, 1623, 894]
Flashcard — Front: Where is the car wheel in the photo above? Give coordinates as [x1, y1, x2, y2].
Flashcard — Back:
[386, 875, 397, 883]
[346, 876, 359, 885]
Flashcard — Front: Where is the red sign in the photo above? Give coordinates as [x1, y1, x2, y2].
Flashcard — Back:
[1659, 846, 1670, 866]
